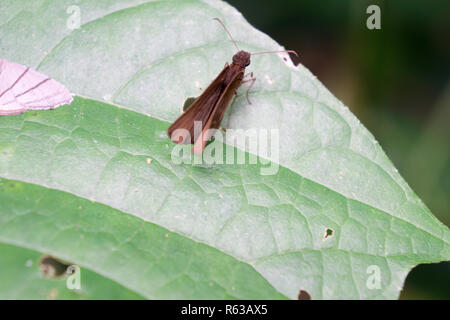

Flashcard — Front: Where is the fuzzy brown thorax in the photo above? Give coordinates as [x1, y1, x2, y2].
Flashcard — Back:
[232, 50, 251, 68]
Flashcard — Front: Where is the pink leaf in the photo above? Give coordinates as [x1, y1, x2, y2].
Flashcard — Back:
[0, 58, 73, 115]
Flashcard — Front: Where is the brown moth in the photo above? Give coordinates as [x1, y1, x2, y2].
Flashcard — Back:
[168, 18, 297, 155]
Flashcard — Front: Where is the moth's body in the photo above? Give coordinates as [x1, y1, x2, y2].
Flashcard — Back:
[167, 50, 252, 154]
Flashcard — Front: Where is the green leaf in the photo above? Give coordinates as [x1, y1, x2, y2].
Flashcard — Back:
[0, 0, 449, 299]
[0, 242, 143, 299]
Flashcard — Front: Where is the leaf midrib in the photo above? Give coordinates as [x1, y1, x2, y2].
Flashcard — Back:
[1, 94, 448, 254]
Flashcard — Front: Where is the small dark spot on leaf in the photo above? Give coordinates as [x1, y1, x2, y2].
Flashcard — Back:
[40, 255, 71, 278]
[205, 136, 215, 147]
[9, 183, 15, 188]
[298, 290, 311, 300]
[323, 228, 334, 240]
[183, 97, 197, 112]
[2, 151, 7, 156]
[283, 57, 287, 61]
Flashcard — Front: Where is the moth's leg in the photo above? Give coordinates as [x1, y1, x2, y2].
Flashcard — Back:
[225, 74, 255, 129]
[232, 73, 253, 99]
[241, 76, 256, 104]
[225, 92, 239, 130]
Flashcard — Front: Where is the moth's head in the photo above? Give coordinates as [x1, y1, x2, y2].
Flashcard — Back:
[232, 50, 251, 68]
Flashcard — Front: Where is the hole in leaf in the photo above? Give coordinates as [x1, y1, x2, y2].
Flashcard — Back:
[40, 255, 71, 278]
[298, 290, 311, 300]
[205, 136, 216, 147]
[323, 228, 334, 240]
[183, 97, 196, 112]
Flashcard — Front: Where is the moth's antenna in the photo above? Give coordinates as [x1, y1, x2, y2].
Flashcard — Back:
[213, 18, 240, 52]
[251, 50, 299, 57]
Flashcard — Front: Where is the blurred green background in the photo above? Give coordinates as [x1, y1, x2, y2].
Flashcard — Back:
[226, 0, 450, 299]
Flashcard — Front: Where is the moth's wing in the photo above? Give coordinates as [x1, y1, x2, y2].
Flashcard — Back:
[167, 66, 229, 144]
[0, 58, 73, 116]
[193, 70, 243, 154]
[209, 71, 243, 130]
